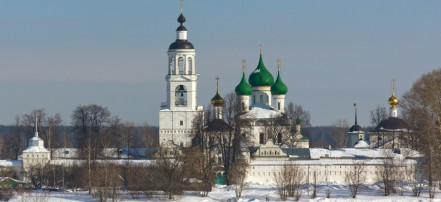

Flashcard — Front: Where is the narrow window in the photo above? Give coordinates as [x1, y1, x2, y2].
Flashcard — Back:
[180, 120, 183, 126]
[253, 95, 256, 104]
[178, 57, 185, 74]
[260, 95, 263, 104]
[259, 133, 265, 144]
[277, 133, 282, 144]
[278, 102, 281, 110]
[171, 58, 176, 74]
[188, 57, 192, 74]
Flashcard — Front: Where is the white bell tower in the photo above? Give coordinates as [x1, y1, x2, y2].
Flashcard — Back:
[159, 4, 203, 147]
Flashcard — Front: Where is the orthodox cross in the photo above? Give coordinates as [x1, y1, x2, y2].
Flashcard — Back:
[277, 58, 281, 72]
[242, 59, 246, 72]
[391, 78, 396, 95]
[215, 76, 220, 92]
[180, 0, 184, 14]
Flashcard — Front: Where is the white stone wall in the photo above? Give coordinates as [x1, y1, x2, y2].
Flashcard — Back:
[22, 152, 50, 169]
[159, 110, 202, 147]
[247, 159, 417, 184]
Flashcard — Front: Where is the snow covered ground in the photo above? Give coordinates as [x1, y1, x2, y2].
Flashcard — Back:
[8, 183, 441, 201]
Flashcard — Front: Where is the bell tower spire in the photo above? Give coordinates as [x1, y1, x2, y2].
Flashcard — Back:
[35, 115, 39, 138]
[159, 1, 202, 147]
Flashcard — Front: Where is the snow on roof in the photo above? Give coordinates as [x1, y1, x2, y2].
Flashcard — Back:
[250, 158, 418, 166]
[242, 103, 282, 119]
[52, 148, 157, 159]
[0, 160, 22, 167]
[22, 146, 49, 153]
[354, 140, 369, 148]
[310, 148, 419, 159]
[50, 159, 154, 166]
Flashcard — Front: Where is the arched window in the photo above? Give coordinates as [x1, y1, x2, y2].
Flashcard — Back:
[178, 57, 185, 74]
[171, 58, 176, 74]
[188, 57, 192, 74]
[175, 85, 187, 106]
[277, 133, 282, 144]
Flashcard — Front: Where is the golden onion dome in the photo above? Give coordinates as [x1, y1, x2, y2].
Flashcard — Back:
[388, 94, 399, 108]
[211, 91, 224, 107]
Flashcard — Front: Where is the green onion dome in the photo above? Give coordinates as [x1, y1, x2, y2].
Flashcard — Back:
[248, 55, 274, 86]
[235, 72, 253, 95]
[271, 71, 288, 95]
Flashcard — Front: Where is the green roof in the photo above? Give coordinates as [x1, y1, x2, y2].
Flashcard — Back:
[271, 71, 288, 95]
[248, 55, 274, 86]
[235, 72, 253, 95]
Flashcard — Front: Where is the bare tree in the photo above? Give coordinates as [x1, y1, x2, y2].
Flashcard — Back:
[154, 146, 185, 199]
[91, 162, 123, 202]
[218, 92, 251, 185]
[230, 161, 248, 198]
[325, 169, 331, 198]
[24, 164, 50, 189]
[401, 68, 441, 198]
[265, 114, 292, 145]
[273, 162, 304, 201]
[369, 105, 387, 127]
[181, 147, 215, 197]
[139, 123, 158, 148]
[285, 102, 311, 127]
[105, 116, 122, 158]
[44, 113, 62, 156]
[330, 119, 349, 148]
[311, 171, 318, 199]
[10, 116, 24, 159]
[122, 122, 136, 161]
[71, 104, 111, 194]
[345, 161, 366, 198]
[376, 150, 398, 196]
[21, 109, 46, 145]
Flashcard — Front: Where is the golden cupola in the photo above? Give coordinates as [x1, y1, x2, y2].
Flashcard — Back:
[211, 77, 224, 107]
[388, 79, 399, 109]
[388, 93, 399, 109]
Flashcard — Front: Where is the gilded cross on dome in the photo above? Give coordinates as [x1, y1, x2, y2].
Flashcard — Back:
[215, 76, 220, 91]
[391, 78, 396, 95]
[277, 58, 281, 72]
[242, 59, 246, 72]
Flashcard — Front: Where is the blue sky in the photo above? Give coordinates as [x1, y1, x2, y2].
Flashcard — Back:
[0, 1, 440, 127]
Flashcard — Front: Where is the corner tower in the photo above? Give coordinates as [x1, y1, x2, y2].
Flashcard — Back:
[159, 5, 203, 147]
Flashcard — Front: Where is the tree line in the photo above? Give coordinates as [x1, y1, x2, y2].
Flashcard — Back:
[0, 105, 158, 160]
